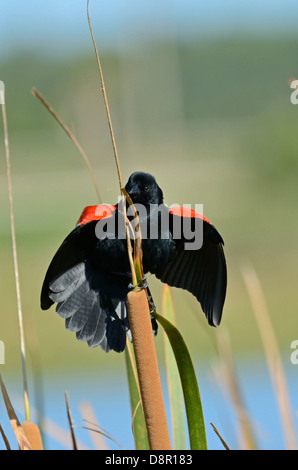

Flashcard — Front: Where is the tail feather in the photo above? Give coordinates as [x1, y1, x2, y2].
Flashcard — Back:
[65, 290, 97, 333]
[87, 305, 108, 349]
[106, 312, 127, 353]
[76, 296, 103, 342]
[55, 278, 90, 319]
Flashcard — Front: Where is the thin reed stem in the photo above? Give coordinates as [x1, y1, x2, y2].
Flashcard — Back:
[87, 0, 123, 190]
[86, 2, 171, 450]
[1, 91, 30, 421]
[65, 391, 78, 451]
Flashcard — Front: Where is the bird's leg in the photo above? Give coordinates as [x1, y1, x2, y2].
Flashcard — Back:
[146, 287, 158, 336]
[147, 291, 156, 314]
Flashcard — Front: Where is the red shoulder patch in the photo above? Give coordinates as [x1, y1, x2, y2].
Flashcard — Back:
[77, 204, 116, 226]
[169, 206, 211, 225]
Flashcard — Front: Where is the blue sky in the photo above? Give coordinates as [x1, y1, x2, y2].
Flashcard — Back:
[0, 0, 298, 58]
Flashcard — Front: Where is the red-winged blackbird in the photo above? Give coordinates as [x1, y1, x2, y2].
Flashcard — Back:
[41, 172, 227, 353]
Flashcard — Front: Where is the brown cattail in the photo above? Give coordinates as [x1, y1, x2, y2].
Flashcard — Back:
[21, 421, 43, 450]
[127, 289, 171, 450]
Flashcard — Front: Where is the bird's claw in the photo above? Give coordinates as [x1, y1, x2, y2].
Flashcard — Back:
[128, 276, 148, 290]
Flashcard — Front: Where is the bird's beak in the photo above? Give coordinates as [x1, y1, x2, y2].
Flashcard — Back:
[128, 184, 140, 196]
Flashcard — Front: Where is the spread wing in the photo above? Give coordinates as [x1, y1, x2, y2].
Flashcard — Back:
[155, 207, 227, 327]
[41, 204, 116, 310]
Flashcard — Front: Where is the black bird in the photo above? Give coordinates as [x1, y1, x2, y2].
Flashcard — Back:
[41, 172, 227, 353]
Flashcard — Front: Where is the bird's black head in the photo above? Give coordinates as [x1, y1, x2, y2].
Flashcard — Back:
[125, 172, 163, 205]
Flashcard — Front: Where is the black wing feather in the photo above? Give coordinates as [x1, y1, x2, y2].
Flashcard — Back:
[155, 213, 227, 327]
[41, 221, 98, 310]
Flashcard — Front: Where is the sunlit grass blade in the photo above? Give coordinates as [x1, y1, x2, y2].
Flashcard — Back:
[125, 341, 149, 450]
[215, 328, 256, 450]
[162, 285, 187, 450]
[241, 262, 297, 450]
[152, 310, 207, 450]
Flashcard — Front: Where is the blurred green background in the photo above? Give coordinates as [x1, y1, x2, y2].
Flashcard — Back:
[0, 1, 297, 377]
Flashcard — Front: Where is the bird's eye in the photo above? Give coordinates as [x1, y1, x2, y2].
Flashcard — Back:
[144, 186, 149, 191]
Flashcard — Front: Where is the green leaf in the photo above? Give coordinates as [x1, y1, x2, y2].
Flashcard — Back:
[162, 285, 187, 450]
[125, 341, 149, 450]
[133, 258, 143, 287]
[152, 307, 208, 450]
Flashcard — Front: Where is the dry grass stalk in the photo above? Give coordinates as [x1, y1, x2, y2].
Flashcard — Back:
[79, 401, 109, 450]
[65, 391, 78, 450]
[0, 423, 11, 450]
[76, 422, 124, 449]
[37, 411, 90, 449]
[241, 262, 297, 450]
[210, 422, 230, 450]
[87, 2, 139, 282]
[87, 0, 123, 189]
[31, 87, 102, 203]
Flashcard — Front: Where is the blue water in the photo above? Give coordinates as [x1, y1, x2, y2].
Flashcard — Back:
[1, 354, 297, 450]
